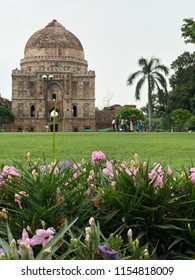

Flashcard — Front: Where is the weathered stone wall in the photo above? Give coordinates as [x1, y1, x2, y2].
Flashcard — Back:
[95, 105, 122, 129]
[11, 20, 96, 132]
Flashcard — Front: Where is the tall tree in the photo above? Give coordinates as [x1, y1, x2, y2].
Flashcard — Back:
[0, 104, 15, 129]
[127, 57, 169, 131]
[181, 18, 195, 44]
[168, 51, 195, 114]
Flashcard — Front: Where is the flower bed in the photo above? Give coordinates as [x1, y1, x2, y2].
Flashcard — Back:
[0, 151, 195, 260]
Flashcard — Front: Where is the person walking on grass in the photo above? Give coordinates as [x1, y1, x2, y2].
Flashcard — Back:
[130, 120, 134, 132]
[121, 118, 125, 131]
[124, 118, 128, 131]
[115, 117, 119, 131]
[112, 117, 116, 131]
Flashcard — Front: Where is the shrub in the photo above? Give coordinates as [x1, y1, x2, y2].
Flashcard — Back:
[0, 152, 195, 260]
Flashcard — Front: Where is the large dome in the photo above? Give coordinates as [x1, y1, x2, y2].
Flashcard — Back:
[23, 19, 84, 60]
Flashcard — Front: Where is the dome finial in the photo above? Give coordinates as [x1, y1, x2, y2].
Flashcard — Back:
[46, 19, 63, 28]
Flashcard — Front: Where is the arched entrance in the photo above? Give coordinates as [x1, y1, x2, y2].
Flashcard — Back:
[49, 108, 59, 132]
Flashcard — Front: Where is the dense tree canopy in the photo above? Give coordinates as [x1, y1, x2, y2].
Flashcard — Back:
[168, 52, 195, 113]
[181, 18, 195, 44]
[116, 107, 144, 122]
[170, 109, 192, 131]
[0, 104, 15, 124]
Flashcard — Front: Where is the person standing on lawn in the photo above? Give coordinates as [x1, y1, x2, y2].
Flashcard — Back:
[112, 117, 116, 131]
[115, 117, 119, 131]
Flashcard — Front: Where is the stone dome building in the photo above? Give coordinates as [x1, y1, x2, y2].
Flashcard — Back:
[12, 19, 96, 132]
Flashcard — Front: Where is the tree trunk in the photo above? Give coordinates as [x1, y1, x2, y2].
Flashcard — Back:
[148, 80, 153, 132]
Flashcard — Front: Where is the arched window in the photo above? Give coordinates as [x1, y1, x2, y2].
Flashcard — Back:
[72, 105, 77, 117]
[50, 108, 59, 122]
[52, 93, 56, 100]
[30, 105, 35, 117]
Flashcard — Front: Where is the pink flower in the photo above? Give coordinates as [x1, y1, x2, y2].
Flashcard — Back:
[2, 165, 20, 177]
[14, 191, 29, 209]
[190, 168, 195, 173]
[73, 163, 81, 178]
[91, 151, 106, 163]
[148, 164, 164, 188]
[189, 168, 195, 183]
[153, 174, 164, 188]
[30, 227, 55, 247]
[49, 165, 59, 174]
[167, 165, 172, 175]
[17, 228, 31, 245]
[103, 161, 114, 179]
[119, 162, 138, 177]
[17, 228, 34, 259]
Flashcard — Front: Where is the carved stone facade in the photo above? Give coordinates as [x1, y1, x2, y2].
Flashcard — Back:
[11, 20, 96, 132]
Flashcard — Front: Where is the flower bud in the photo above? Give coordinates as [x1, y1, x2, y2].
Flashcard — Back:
[135, 239, 139, 250]
[0, 208, 8, 219]
[32, 169, 37, 182]
[41, 248, 52, 260]
[41, 220, 46, 229]
[27, 152, 31, 161]
[0, 253, 6, 260]
[70, 238, 79, 248]
[143, 162, 147, 173]
[26, 225, 33, 234]
[89, 217, 95, 233]
[19, 242, 29, 260]
[85, 233, 91, 248]
[143, 248, 149, 259]
[127, 229, 133, 244]
[85, 227, 92, 235]
[134, 153, 139, 164]
[10, 239, 17, 259]
[111, 181, 116, 188]
[130, 160, 135, 170]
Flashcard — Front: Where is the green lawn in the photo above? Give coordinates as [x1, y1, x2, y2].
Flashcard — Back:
[0, 132, 194, 169]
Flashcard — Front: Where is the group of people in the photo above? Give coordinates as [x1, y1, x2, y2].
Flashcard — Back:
[112, 117, 144, 132]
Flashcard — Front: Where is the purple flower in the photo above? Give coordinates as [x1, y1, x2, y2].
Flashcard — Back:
[0, 247, 4, 254]
[59, 161, 72, 169]
[98, 244, 120, 260]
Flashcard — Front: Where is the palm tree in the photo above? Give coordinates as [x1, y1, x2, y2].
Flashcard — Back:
[127, 57, 169, 131]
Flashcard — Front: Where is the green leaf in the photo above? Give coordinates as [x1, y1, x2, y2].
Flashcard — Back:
[168, 237, 185, 250]
[154, 224, 184, 231]
[0, 238, 10, 258]
[6, 222, 14, 245]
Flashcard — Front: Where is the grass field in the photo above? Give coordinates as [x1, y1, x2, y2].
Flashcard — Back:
[0, 132, 195, 169]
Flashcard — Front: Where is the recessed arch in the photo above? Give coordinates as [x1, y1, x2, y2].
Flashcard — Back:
[30, 104, 35, 117]
[72, 105, 77, 117]
[50, 107, 59, 122]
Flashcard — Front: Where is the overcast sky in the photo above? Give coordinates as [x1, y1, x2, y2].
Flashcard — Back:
[0, 0, 194, 108]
